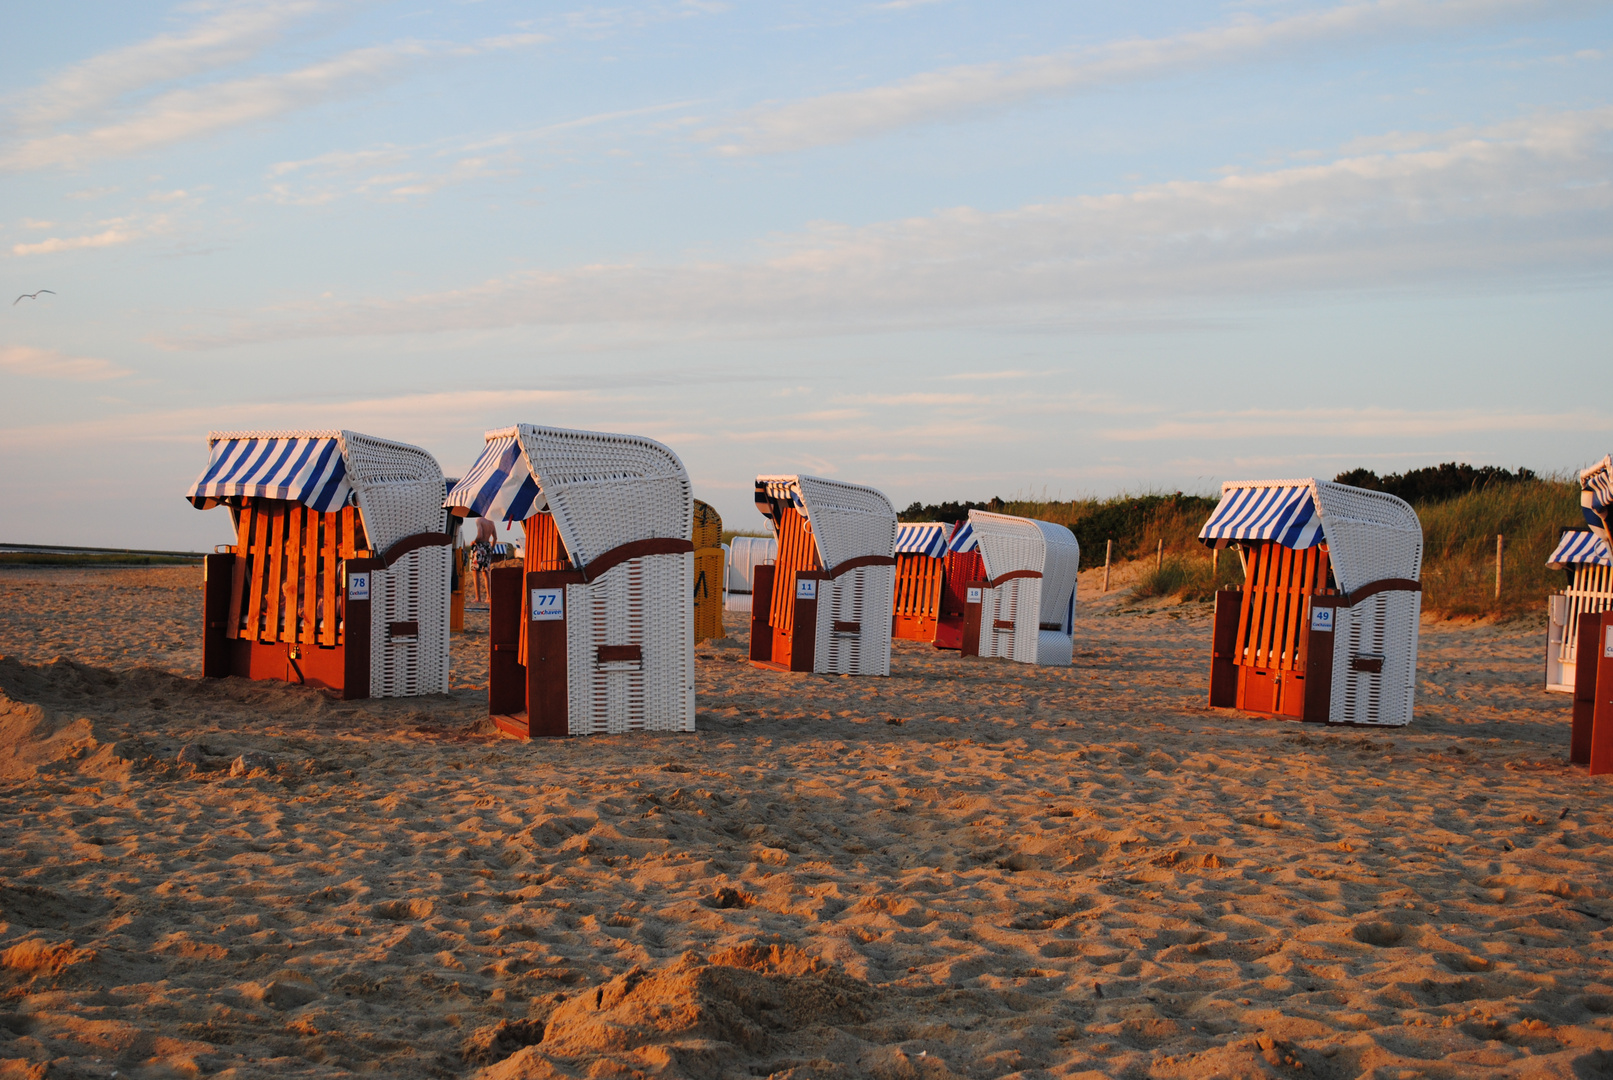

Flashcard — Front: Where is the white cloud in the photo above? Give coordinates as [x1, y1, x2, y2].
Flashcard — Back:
[160, 106, 1613, 347]
[0, 345, 132, 382]
[6, 1, 328, 131]
[11, 220, 152, 256]
[704, 0, 1604, 154]
[3, 43, 429, 171]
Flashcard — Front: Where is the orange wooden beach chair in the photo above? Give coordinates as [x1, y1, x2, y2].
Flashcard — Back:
[1201, 478, 1423, 726]
[1565, 455, 1613, 775]
[187, 429, 455, 698]
[749, 475, 897, 676]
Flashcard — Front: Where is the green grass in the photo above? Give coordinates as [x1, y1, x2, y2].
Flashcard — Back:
[1132, 552, 1245, 604]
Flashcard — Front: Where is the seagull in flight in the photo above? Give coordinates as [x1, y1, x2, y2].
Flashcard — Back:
[14, 290, 55, 305]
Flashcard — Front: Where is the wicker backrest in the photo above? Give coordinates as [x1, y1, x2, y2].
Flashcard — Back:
[968, 510, 1081, 626]
[514, 426, 692, 569]
[1311, 482, 1422, 595]
[339, 430, 448, 554]
[758, 474, 896, 571]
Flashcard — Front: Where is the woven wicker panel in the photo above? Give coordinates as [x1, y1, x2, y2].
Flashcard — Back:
[785, 475, 897, 571]
[564, 553, 695, 735]
[515, 426, 692, 571]
[370, 545, 451, 697]
[337, 430, 448, 554]
[815, 564, 894, 676]
[1330, 589, 1421, 726]
[1311, 481, 1423, 595]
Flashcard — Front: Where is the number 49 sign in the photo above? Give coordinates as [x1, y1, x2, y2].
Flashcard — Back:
[531, 589, 564, 621]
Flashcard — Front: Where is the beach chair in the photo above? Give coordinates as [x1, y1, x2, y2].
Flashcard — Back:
[692, 499, 725, 644]
[187, 429, 454, 698]
[1201, 479, 1422, 726]
[891, 523, 951, 644]
[1545, 528, 1612, 694]
[957, 510, 1080, 666]
[724, 536, 777, 614]
[1568, 456, 1613, 774]
[749, 475, 897, 675]
[444, 425, 695, 738]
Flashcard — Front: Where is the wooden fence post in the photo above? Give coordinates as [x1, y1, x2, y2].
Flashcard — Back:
[1102, 539, 1112, 593]
[1213, 547, 1219, 576]
[1495, 534, 1504, 601]
[1156, 538, 1163, 571]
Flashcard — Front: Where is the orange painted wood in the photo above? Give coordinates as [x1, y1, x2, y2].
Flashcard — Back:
[321, 508, 339, 647]
[226, 502, 252, 640]
[266, 501, 287, 643]
[768, 508, 820, 641]
[246, 501, 270, 641]
[301, 505, 320, 645]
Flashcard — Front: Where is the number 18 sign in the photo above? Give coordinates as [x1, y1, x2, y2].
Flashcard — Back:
[531, 589, 564, 621]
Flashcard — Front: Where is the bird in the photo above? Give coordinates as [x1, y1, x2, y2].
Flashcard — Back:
[14, 290, 55, 305]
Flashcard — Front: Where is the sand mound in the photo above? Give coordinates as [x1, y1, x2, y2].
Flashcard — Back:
[480, 945, 872, 1079]
[0, 659, 134, 782]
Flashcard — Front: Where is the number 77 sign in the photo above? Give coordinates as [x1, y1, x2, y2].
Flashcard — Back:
[531, 589, 565, 621]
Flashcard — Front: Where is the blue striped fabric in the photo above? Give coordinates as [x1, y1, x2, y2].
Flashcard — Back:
[753, 478, 806, 528]
[948, 521, 978, 553]
[1198, 483, 1323, 549]
[895, 523, 949, 558]
[1582, 455, 1613, 543]
[443, 436, 544, 521]
[1547, 529, 1611, 569]
[186, 436, 351, 512]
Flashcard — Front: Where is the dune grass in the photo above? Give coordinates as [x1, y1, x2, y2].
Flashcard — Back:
[952, 479, 1584, 620]
[0, 552, 201, 567]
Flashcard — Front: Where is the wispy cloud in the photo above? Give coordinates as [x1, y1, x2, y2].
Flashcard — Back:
[0, 345, 132, 381]
[703, 0, 1603, 154]
[161, 106, 1613, 347]
[4, 43, 429, 171]
[6, 1, 328, 131]
[10, 218, 158, 256]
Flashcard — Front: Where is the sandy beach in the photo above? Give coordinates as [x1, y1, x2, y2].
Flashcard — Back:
[1, 563, 1610, 1079]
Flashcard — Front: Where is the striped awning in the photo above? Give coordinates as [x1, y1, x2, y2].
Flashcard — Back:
[1198, 482, 1324, 549]
[895, 523, 949, 558]
[754, 477, 806, 528]
[444, 435, 546, 521]
[1582, 456, 1613, 544]
[186, 434, 351, 512]
[1547, 529, 1611, 569]
[948, 520, 978, 554]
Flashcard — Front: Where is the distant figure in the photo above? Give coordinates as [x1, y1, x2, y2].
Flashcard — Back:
[469, 517, 499, 603]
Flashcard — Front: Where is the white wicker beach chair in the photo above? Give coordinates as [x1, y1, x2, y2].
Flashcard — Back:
[186, 429, 453, 698]
[1545, 529, 1613, 694]
[444, 425, 695, 737]
[959, 510, 1080, 666]
[1199, 479, 1423, 727]
[724, 536, 778, 614]
[750, 475, 897, 676]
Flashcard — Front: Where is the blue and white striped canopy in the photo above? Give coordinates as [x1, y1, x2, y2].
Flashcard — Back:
[948, 520, 979, 554]
[186, 435, 351, 512]
[1198, 482, 1324, 549]
[1547, 529, 1611, 569]
[894, 523, 949, 558]
[1582, 455, 1613, 544]
[753, 477, 806, 528]
[443, 435, 545, 521]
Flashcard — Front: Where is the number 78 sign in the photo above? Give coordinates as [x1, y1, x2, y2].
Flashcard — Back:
[531, 589, 565, 621]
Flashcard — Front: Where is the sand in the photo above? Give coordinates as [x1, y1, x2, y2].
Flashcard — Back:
[1, 563, 1611, 1080]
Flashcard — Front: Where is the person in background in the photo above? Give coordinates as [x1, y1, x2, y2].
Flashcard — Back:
[469, 516, 498, 603]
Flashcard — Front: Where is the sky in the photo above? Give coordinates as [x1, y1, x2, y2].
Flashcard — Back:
[1, 0, 1610, 551]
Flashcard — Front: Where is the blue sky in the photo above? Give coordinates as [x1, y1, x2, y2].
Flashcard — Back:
[2, 0, 1610, 550]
